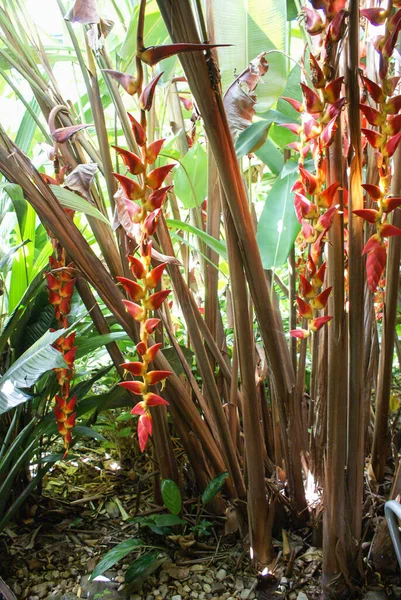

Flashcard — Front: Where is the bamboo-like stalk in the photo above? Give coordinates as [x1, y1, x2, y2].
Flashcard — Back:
[323, 128, 349, 595]
[371, 144, 401, 482]
[156, 0, 306, 514]
[346, 0, 365, 545]
[222, 189, 272, 565]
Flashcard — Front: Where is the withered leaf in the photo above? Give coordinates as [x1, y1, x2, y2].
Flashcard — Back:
[65, 0, 100, 24]
[52, 124, 90, 144]
[223, 53, 268, 141]
[64, 163, 97, 200]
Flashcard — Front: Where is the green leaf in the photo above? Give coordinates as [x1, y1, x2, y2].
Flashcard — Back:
[201, 472, 229, 505]
[0, 328, 67, 414]
[161, 479, 182, 515]
[287, 0, 298, 20]
[212, 0, 287, 112]
[151, 514, 184, 527]
[166, 219, 226, 260]
[270, 64, 302, 148]
[255, 138, 284, 175]
[73, 426, 106, 441]
[257, 171, 300, 270]
[173, 143, 208, 209]
[125, 551, 166, 585]
[161, 346, 194, 377]
[235, 121, 271, 158]
[75, 331, 129, 359]
[90, 538, 144, 581]
[50, 185, 110, 224]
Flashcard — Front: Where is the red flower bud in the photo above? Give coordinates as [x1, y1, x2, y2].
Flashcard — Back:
[359, 103, 385, 126]
[117, 276, 145, 301]
[353, 209, 381, 224]
[317, 182, 339, 209]
[139, 72, 164, 111]
[281, 97, 304, 113]
[296, 296, 313, 320]
[310, 286, 332, 310]
[119, 380, 146, 395]
[145, 343, 162, 362]
[127, 112, 146, 146]
[361, 128, 383, 149]
[144, 185, 173, 211]
[362, 184, 383, 201]
[122, 299, 145, 321]
[143, 318, 161, 334]
[324, 77, 344, 104]
[309, 316, 333, 332]
[146, 164, 175, 190]
[136, 341, 147, 356]
[113, 173, 143, 200]
[131, 401, 146, 415]
[143, 209, 162, 236]
[361, 76, 385, 104]
[384, 132, 401, 157]
[382, 197, 401, 212]
[312, 262, 326, 289]
[366, 244, 387, 292]
[145, 289, 171, 311]
[128, 255, 147, 279]
[315, 206, 337, 232]
[59, 279, 75, 298]
[46, 273, 60, 291]
[299, 166, 321, 195]
[146, 263, 166, 289]
[379, 223, 401, 237]
[112, 146, 145, 175]
[145, 139, 165, 164]
[309, 53, 326, 88]
[360, 8, 388, 26]
[102, 69, 139, 95]
[145, 370, 172, 385]
[326, 10, 347, 42]
[300, 83, 324, 113]
[363, 234, 382, 255]
[143, 392, 169, 406]
[290, 328, 310, 339]
[302, 7, 325, 35]
[299, 274, 315, 299]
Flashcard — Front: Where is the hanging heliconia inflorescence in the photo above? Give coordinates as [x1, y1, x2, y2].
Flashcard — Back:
[282, 2, 348, 339]
[46, 233, 77, 454]
[355, 3, 401, 292]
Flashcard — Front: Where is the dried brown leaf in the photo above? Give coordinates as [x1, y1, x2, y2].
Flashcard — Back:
[64, 163, 97, 200]
[223, 53, 268, 141]
[65, 0, 99, 24]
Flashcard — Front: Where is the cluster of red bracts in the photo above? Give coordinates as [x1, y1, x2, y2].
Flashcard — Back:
[46, 252, 77, 452]
[112, 85, 173, 451]
[353, 5, 401, 292]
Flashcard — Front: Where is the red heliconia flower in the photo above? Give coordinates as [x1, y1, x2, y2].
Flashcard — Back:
[143, 318, 161, 334]
[309, 316, 333, 332]
[137, 42, 230, 67]
[359, 104, 385, 127]
[128, 255, 147, 279]
[146, 263, 166, 288]
[143, 209, 162, 236]
[145, 289, 171, 311]
[312, 262, 326, 289]
[145, 139, 165, 165]
[379, 223, 401, 238]
[307, 254, 317, 277]
[122, 299, 145, 321]
[112, 146, 145, 175]
[384, 132, 401, 157]
[299, 166, 320, 195]
[144, 185, 173, 211]
[361, 128, 383, 149]
[320, 116, 338, 148]
[326, 9, 347, 42]
[117, 277, 145, 301]
[363, 234, 383, 256]
[296, 296, 313, 320]
[143, 392, 169, 406]
[360, 8, 388, 26]
[382, 197, 401, 212]
[136, 341, 147, 356]
[52, 124, 90, 144]
[361, 76, 385, 104]
[384, 78, 401, 98]
[294, 193, 317, 221]
[121, 361, 147, 376]
[290, 328, 310, 339]
[287, 142, 311, 158]
[309, 53, 326, 88]
[315, 205, 337, 232]
[145, 370, 172, 385]
[302, 7, 325, 35]
[362, 184, 382, 201]
[137, 413, 152, 452]
[46, 273, 60, 291]
[324, 77, 344, 104]
[59, 279, 76, 298]
[299, 274, 315, 299]
[131, 401, 146, 415]
[317, 182, 339, 209]
[353, 209, 381, 224]
[303, 118, 321, 140]
[383, 12, 401, 58]
[113, 173, 143, 200]
[119, 380, 146, 395]
[57, 332, 77, 352]
[366, 244, 387, 292]
[145, 343, 162, 362]
[179, 95, 194, 111]
[140, 72, 164, 111]
[300, 83, 324, 114]
[281, 97, 304, 113]
[310, 286, 332, 310]
[322, 97, 346, 123]
[146, 164, 175, 190]
[301, 220, 316, 243]
[384, 114, 401, 136]
[103, 69, 139, 95]
[279, 123, 302, 135]
[127, 112, 146, 146]
[64, 347, 77, 368]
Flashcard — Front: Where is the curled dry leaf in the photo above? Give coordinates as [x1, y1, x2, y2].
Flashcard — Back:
[64, 163, 98, 201]
[65, 0, 100, 24]
[223, 52, 269, 141]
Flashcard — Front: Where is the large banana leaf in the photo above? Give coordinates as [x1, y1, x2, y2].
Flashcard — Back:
[212, 0, 287, 112]
[257, 171, 299, 270]
[0, 328, 67, 414]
